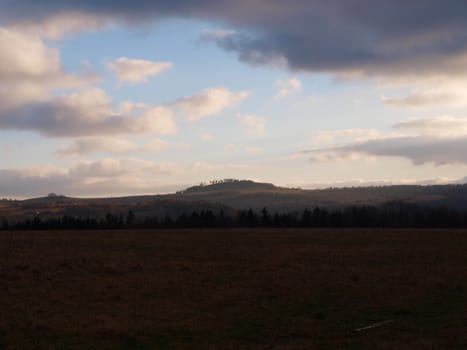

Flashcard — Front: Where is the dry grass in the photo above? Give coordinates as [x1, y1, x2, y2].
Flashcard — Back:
[1, 228, 467, 349]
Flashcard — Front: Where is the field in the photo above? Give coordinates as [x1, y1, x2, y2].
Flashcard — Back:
[1, 229, 466, 349]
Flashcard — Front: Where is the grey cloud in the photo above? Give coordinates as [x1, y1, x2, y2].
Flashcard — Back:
[58, 137, 168, 157]
[0, 159, 181, 198]
[352, 136, 467, 165]
[3, 1, 467, 75]
[0, 84, 249, 138]
[394, 117, 467, 135]
[0, 169, 71, 198]
[305, 117, 467, 165]
[0, 88, 176, 137]
[307, 136, 467, 166]
[0, 102, 170, 137]
[0, 103, 129, 136]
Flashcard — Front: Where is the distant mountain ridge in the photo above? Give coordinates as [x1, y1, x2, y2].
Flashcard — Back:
[2, 179, 467, 220]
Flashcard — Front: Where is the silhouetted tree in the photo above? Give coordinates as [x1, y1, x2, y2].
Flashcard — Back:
[126, 210, 135, 226]
[261, 207, 271, 226]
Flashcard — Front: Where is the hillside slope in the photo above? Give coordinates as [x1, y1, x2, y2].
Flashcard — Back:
[2, 180, 467, 220]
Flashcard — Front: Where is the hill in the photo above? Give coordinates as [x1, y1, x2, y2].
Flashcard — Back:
[2, 179, 467, 220]
[171, 180, 467, 212]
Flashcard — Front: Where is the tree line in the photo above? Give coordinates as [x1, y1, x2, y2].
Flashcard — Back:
[2, 201, 467, 230]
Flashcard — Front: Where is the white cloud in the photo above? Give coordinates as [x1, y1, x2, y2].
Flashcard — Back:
[382, 91, 458, 108]
[0, 28, 59, 81]
[0, 27, 250, 139]
[174, 87, 250, 121]
[118, 101, 148, 115]
[191, 162, 216, 172]
[224, 143, 238, 152]
[239, 114, 266, 137]
[133, 106, 177, 135]
[200, 132, 214, 141]
[224, 143, 263, 154]
[275, 78, 302, 98]
[143, 138, 169, 152]
[0, 27, 97, 102]
[0, 27, 180, 138]
[380, 75, 467, 109]
[243, 145, 263, 154]
[0, 27, 63, 81]
[309, 129, 381, 146]
[107, 57, 172, 84]
[0, 28, 177, 138]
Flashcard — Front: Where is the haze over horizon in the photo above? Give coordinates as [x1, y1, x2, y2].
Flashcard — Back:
[2, 1, 467, 197]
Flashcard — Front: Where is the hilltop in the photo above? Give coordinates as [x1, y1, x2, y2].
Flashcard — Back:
[2, 179, 467, 221]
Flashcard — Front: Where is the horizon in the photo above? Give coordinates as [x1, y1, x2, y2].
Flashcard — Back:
[4, 177, 467, 201]
[2, 2, 467, 197]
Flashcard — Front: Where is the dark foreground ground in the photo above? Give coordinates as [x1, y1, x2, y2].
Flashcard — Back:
[0, 229, 466, 350]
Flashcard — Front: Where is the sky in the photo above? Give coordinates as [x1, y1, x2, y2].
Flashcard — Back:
[2, 0, 467, 198]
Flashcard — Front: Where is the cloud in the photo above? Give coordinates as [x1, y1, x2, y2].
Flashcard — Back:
[0, 87, 177, 137]
[10, 12, 109, 40]
[0, 27, 96, 95]
[382, 91, 458, 108]
[275, 78, 302, 98]
[0, 26, 106, 144]
[0, 158, 182, 197]
[239, 114, 266, 138]
[174, 87, 249, 121]
[0, 26, 180, 138]
[70, 158, 176, 178]
[0, 25, 251, 138]
[200, 132, 214, 141]
[394, 116, 467, 137]
[0, 28, 59, 81]
[309, 129, 381, 146]
[224, 143, 263, 154]
[190, 161, 253, 173]
[307, 136, 467, 166]
[381, 78, 467, 108]
[0, 27, 178, 138]
[5, 1, 467, 77]
[304, 116, 467, 166]
[58, 137, 168, 157]
[132, 106, 177, 135]
[0, 158, 254, 197]
[200, 29, 236, 41]
[143, 138, 169, 152]
[107, 57, 172, 84]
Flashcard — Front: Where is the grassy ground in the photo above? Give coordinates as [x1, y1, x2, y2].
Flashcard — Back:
[0, 228, 466, 349]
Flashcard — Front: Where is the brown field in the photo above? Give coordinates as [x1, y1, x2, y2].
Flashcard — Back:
[1, 228, 466, 350]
